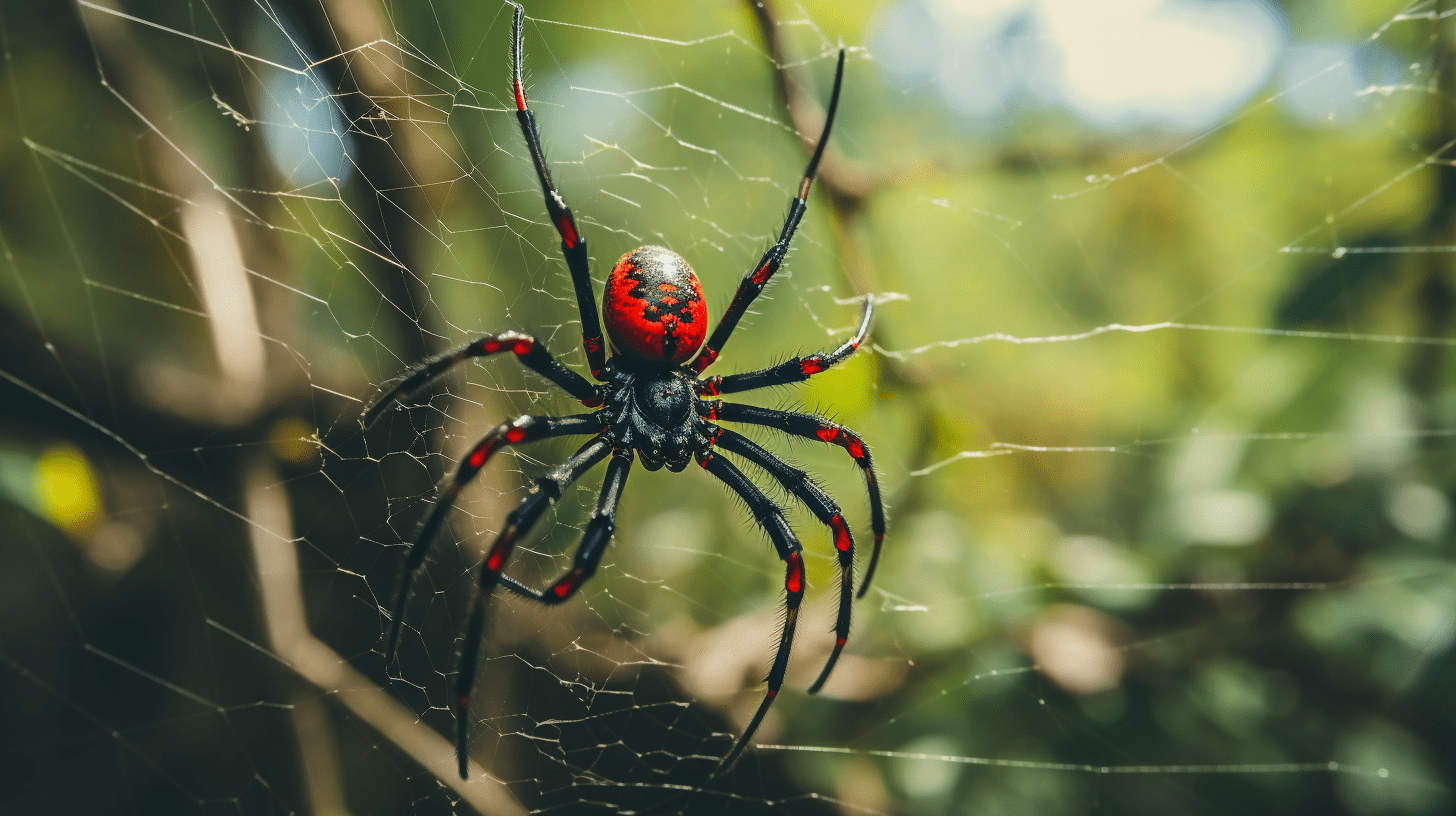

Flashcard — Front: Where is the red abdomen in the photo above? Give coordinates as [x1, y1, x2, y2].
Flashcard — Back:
[603, 246, 707, 366]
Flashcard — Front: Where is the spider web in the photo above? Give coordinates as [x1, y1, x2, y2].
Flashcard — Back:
[1, 0, 1453, 814]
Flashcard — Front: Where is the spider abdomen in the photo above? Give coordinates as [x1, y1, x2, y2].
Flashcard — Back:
[603, 246, 707, 367]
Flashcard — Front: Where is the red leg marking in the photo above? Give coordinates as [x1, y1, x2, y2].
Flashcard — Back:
[485, 529, 516, 572]
[466, 441, 496, 469]
[751, 262, 777, 286]
[829, 514, 851, 552]
[553, 569, 585, 599]
[692, 347, 720, 373]
[556, 214, 579, 248]
[786, 552, 804, 596]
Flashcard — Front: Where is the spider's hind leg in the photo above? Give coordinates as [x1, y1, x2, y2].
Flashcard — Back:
[697, 449, 806, 774]
[711, 428, 855, 694]
[711, 401, 885, 597]
[382, 413, 604, 666]
[453, 437, 613, 779]
[497, 448, 632, 604]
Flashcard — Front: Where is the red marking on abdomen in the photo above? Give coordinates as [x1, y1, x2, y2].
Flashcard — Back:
[486, 548, 506, 572]
[458, 695, 471, 710]
[483, 339, 502, 353]
[506, 426, 527, 443]
[512, 339, 534, 355]
[603, 246, 706, 365]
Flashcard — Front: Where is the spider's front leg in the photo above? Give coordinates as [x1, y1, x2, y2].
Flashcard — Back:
[382, 413, 605, 665]
[692, 48, 846, 374]
[507, 3, 608, 378]
[697, 448, 806, 774]
[454, 437, 613, 779]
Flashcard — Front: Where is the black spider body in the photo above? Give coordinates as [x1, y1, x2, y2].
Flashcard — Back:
[603, 367, 708, 471]
[364, 4, 883, 781]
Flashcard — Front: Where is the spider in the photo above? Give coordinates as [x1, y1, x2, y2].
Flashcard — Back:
[364, 4, 884, 779]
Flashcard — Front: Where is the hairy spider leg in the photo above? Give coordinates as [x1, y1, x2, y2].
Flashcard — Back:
[508, 3, 608, 378]
[697, 449, 806, 774]
[710, 428, 856, 694]
[692, 48, 845, 374]
[698, 296, 873, 397]
[362, 332, 601, 427]
[498, 448, 632, 603]
[454, 437, 614, 779]
[711, 403, 884, 597]
[382, 414, 606, 665]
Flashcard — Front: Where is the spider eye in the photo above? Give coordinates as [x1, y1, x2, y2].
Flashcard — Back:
[603, 246, 708, 366]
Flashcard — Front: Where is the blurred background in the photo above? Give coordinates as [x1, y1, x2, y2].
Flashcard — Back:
[2, 0, 1453, 814]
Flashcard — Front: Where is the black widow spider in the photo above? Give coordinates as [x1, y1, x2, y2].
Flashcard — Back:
[364, 4, 884, 778]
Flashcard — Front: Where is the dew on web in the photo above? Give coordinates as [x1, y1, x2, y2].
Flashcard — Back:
[1, 0, 1453, 814]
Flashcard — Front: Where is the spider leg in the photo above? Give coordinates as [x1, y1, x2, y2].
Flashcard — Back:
[454, 437, 614, 779]
[497, 448, 632, 603]
[711, 428, 854, 695]
[699, 296, 872, 396]
[507, 4, 608, 378]
[705, 402, 885, 597]
[692, 49, 846, 374]
[696, 449, 806, 774]
[362, 332, 601, 427]
[383, 414, 605, 665]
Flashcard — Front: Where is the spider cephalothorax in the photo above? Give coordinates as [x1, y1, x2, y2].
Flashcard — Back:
[364, 3, 883, 780]
[601, 365, 708, 471]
